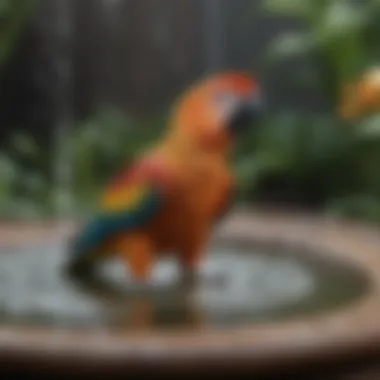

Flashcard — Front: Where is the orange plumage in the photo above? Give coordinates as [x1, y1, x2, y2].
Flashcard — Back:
[67, 71, 263, 284]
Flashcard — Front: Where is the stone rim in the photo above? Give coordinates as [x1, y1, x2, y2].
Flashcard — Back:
[0, 210, 379, 373]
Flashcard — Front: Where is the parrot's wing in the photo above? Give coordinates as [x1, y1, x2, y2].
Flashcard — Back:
[67, 158, 174, 271]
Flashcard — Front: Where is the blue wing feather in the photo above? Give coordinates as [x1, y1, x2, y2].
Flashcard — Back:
[67, 187, 162, 271]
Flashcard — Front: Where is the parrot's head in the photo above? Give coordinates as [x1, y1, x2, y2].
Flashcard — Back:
[169, 71, 264, 152]
[338, 68, 380, 121]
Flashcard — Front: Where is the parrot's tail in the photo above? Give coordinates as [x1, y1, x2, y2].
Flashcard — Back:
[63, 219, 108, 279]
[64, 234, 99, 279]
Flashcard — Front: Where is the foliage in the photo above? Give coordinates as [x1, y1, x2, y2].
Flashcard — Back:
[68, 109, 162, 213]
[0, 0, 39, 68]
[0, 109, 163, 220]
[232, 0, 380, 222]
[3, 0, 380, 224]
[262, 0, 378, 105]
[234, 112, 380, 218]
[3, 110, 380, 223]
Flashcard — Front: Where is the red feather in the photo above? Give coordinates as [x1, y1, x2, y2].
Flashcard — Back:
[107, 157, 175, 194]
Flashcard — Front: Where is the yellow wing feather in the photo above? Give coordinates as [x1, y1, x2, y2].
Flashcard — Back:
[101, 184, 151, 213]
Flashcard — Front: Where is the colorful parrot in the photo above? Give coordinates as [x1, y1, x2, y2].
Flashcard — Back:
[66, 71, 263, 285]
[338, 67, 380, 120]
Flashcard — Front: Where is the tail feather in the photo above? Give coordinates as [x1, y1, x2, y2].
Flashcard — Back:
[64, 236, 98, 279]
[64, 190, 162, 279]
[64, 219, 109, 278]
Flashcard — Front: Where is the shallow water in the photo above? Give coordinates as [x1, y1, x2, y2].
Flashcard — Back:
[0, 243, 369, 331]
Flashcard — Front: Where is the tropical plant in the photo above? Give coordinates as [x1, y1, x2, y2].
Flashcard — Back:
[262, 0, 378, 106]
[0, 108, 163, 220]
[232, 0, 380, 221]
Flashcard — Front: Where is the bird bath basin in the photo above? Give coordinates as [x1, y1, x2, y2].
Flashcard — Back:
[0, 210, 379, 377]
[0, 243, 367, 330]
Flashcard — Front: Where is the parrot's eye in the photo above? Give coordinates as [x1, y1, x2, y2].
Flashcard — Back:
[215, 92, 240, 120]
[215, 92, 239, 108]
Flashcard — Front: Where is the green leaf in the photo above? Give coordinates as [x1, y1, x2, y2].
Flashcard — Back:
[9, 132, 39, 157]
[357, 115, 380, 138]
[266, 31, 315, 61]
[257, 113, 306, 167]
[235, 150, 290, 198]
[317, 1, 367, 41]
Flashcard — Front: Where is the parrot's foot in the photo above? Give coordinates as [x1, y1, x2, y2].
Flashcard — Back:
[119, 233, 154, 285]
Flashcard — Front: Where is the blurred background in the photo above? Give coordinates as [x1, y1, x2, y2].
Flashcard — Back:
[2, 0, 380, 223]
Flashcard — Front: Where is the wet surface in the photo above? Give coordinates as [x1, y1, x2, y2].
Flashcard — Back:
[0, 242, 369, 331]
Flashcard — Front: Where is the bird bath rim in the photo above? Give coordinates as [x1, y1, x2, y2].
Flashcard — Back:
[0, 209, 379, 374]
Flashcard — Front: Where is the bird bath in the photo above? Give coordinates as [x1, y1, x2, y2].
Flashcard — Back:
[0, 210, 379, 377]
[0, 242, 367, 330]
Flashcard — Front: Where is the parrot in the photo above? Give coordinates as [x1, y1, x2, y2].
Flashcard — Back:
[65, 71, 264, 285]
[338, 67, 380, 120]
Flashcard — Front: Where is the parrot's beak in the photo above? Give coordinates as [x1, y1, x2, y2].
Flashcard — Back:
[227, 93, 264, 135]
